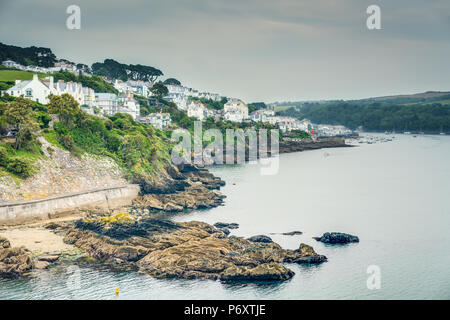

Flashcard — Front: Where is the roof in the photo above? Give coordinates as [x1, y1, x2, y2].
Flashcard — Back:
[7, 80, 32, 91]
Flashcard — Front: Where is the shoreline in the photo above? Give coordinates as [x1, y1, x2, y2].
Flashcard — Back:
[0, 138, 351, 280]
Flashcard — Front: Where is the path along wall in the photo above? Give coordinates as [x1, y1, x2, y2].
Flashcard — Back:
[0, 184, 140, 225]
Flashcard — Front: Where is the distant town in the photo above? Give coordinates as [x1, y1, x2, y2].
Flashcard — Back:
[1, 58, 352, 137]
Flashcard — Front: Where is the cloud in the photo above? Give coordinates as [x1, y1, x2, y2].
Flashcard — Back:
[1, 0, 449, 101]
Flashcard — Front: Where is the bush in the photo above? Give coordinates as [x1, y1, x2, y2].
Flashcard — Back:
[0, 145, 8, 166]
[6, 156, 35, 178]
[53, 122, 69, 135]
[37, 111, 52, 129]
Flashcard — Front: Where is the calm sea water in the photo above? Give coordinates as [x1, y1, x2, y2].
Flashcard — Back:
[1, 134, 450, 300]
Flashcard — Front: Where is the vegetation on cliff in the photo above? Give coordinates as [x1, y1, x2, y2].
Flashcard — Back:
[0, 94, 173, 187]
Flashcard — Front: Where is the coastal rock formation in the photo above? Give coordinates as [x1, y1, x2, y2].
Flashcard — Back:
[214, 222, 239, 229]
[63, 215, 327, 281]
[270, 231, 303, 236]
[279, 137, 350, 154]
[221, 263, 294, 281]
[313, 232, 359, 244]
[247, 235, 273, 243]
[132, 166, 226, 213]
[0, 236, 33, 277]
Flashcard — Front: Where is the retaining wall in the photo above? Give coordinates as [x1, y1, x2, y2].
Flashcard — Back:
[0, 184, 140, 225]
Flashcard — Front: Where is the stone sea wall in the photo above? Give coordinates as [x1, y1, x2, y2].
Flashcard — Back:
[0, 184, 140, 225]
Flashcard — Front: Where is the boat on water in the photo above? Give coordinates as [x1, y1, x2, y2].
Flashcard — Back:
[440, 132, 446, 135]
[404, 131, 411, 134]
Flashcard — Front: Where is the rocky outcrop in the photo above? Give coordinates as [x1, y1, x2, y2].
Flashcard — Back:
[271, 231, 303, 236]
[214, 222, 239, 229]
[131, 166, 226, 214]
[279, 137, 350, 154]
[313, 232, 359, 244]
[0, 236, 33, 277]
[62, 215, 327, 281]
[247, 235, 273, 243]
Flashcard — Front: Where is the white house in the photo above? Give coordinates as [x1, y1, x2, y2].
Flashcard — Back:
[118, 93, 140, 120]
[2, 60, 19, 68]
[83, 87, 97, 108]
[223, 99, 249, 122]
[140, 113, 172, 130]
[95, 93, 119, 116]
[187, 101, 208, 120]
[5, 74, 54, 104]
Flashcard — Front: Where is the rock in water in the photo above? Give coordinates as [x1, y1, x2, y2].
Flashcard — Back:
[313, 232, 359, 244]
[221, 263, 294, 281]
[284, 243, 327, 264]
[247, 235, 273, 243]
[214, 222, 239, 230]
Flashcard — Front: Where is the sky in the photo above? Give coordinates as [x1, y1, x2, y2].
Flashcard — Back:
[1, 0, 450, 103]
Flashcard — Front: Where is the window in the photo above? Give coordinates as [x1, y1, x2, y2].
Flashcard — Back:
[25, 89, 32, 96]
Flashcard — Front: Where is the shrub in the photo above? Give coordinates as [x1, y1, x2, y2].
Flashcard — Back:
[6, 156, 35, 178]
[0, 145, 8, 166]
[37, 111, 52, 129]
[53, 122, 69, 135]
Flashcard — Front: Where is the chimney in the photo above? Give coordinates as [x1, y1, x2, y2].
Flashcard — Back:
[15, 79, 21, 85]
[49, 76, 54, 89]
[33, 74, 38, 81]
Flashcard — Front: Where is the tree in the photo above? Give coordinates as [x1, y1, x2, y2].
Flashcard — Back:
[47, 94, 82, 128]
[150, 82, 169, 99]
[163, 78, 181, 86]
[91, 59, 163, 82]
[4, 97, 40, 149]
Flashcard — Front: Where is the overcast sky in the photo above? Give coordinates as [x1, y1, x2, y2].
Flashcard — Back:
[1, 0, 449, 102]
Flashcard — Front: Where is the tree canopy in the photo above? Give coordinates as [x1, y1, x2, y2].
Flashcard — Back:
[0, 42, 57, 67]
[91, 59, 163, 82]
[150, 82, 169, 98]
[163, 78, 181, 86]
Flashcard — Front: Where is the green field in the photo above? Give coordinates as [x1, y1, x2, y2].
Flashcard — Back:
[0, 69, 47, 81]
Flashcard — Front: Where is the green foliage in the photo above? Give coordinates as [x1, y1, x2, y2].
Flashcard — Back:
[163, 78, 181, 85]
[189, 96, 225, 110]
[47, 94, 82, 128]
[0, 145, 7, 166]
[4, 97, 40, 149]
[150, 82, 169, 98]
[36, 111, 52, 128]
[278, 102, 450, 132]
[0, 42, 56, 67]
[91, 59, 163, 82]
[248, 102, 266, 114]
[6, 156, 35, 178]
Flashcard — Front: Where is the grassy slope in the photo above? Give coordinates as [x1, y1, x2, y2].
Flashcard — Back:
[0, 70, 47, 81]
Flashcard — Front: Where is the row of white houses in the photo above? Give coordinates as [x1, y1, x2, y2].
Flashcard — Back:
[2, 74, 140, 120]
[2, 60, 83, 75]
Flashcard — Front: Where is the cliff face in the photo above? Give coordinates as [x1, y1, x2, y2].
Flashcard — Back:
[0, 137, 127, 202]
